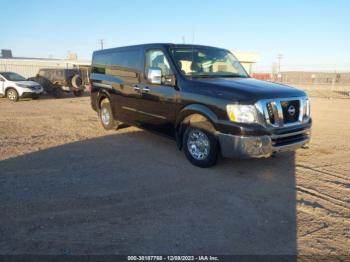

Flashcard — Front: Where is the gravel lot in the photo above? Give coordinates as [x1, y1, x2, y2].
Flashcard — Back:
[0, 94, 349, 255]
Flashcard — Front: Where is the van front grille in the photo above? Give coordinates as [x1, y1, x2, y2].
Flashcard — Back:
[281, 100, 300, 124]
[266, 102, 275, 125]
[257, 97, 309, 128]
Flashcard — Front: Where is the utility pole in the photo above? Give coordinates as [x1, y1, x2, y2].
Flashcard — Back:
[192, 28, 195, 44]
[99, 39, 104, 50]
[277, 54, 283, 73]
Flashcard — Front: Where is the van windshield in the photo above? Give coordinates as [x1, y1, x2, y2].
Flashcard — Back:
[1, 72, 27, 81]
[170, 48, 249, 78]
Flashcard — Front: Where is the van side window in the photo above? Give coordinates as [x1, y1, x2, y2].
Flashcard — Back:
[145, 50, 172, 76]
[92, 50, 142, 74]
[111, 50, 141, 70]
[92, 53, 108, 74]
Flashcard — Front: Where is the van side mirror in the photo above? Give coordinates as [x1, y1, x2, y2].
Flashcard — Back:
[0, 78, 4, 82]
[147, 67, 162, 85]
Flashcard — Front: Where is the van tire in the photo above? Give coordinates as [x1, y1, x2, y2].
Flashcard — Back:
[99, 99, 118, 130]
[6, 88, 19, 102]
[183, 125, 219, 168]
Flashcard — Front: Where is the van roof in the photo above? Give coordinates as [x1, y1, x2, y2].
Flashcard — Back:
[93, 43, 226, 55]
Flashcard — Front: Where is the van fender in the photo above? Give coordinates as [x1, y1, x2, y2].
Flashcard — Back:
[97, 89, 112, 109]
[175, 104, 219, 149]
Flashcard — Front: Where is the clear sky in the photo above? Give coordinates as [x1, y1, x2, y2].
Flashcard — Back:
[1, 0, 350, 71]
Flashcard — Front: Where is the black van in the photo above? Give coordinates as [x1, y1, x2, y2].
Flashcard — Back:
[90, 44, 311, 167]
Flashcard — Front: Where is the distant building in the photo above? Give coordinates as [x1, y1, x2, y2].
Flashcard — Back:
[1, 49, 13, 58]
[232, 51, 261, 74]
[67, 52, 78, 61]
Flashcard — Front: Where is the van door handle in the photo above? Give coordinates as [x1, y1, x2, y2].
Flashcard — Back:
[142, 87, 150, 93]
[133, 85, 140, 91]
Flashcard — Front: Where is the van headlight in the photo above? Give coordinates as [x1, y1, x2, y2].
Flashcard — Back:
[226, 104, 258, 123]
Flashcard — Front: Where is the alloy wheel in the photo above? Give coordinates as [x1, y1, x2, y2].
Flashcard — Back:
[186, 129, 211, 160]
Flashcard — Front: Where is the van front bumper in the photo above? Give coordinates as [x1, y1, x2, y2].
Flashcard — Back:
[217, 128, 311, 158]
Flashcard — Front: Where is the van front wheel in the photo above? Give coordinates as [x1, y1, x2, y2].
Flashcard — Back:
[99, 99, 118, 130]
[183, 126, 219, 168]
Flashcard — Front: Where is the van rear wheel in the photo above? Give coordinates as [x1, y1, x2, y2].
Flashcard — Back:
[6, 88, 19, 102]
[99, 99, 118, 130]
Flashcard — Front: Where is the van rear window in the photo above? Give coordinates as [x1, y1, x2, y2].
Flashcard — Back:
[93, 49, 142, 72]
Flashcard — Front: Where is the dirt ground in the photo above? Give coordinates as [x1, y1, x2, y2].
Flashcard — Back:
[0, 94, 349, 255]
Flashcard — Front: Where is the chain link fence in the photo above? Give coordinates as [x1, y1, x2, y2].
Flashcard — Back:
[252, 72, 350, 99]
[0, 61, 77, 78]
[0, 60, 91, 84]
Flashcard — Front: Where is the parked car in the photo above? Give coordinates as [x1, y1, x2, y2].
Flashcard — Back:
[0, 72, 43, 102]
[29, 68, 85, 98]
[90, 44, 311, 167]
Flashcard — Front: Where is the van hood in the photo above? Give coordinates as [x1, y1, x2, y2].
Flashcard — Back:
[192, 77, 306, 102]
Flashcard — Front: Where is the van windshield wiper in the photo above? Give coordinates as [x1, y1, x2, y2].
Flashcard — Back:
[190, 74, 215, 78]
[216, 74, 248, 78]
[191, 74, 248, 78]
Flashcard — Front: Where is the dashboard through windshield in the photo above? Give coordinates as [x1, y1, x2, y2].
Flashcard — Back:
[170, 47, 249, 78]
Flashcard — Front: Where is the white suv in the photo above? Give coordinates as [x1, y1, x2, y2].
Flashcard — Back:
[0, 72, 43, 102]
